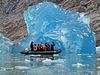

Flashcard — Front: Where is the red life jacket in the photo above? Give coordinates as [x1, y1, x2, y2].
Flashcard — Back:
[34, 46, 37, 49]
[39, 43, 43, 49]
[43, 46, 47, 50]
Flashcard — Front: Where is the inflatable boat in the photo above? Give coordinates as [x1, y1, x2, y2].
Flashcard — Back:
[20, 49, 61, 55]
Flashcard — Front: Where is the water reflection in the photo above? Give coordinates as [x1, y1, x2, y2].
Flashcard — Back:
[0, 52, 96, 75]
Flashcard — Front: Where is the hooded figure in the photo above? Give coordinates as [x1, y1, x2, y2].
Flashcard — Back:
[50, 42, 55, 51]
[30, 41, 34, 51]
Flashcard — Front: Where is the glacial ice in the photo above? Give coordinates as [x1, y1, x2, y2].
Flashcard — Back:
[0, 33, 23, 53]
[0, 33, 13, 53]
[96, 46, 100, 54]
[23, 2, 96, 57]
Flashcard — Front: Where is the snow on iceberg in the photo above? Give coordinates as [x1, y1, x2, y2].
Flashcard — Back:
[23, 2, 96, 57]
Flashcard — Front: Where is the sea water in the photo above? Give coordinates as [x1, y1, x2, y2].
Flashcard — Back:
[0, 53, 96, 75]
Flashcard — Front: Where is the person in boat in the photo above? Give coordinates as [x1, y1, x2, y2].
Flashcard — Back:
[33, 44, 37, 51]
[30, 41, 34, 51]
[50, 42, 55, 51]
[47, 43, 50, 51]
[40, 42, 44, 51]
[45, 43, 48, 51]
[37, 44, 40, 51]
[37, 43, 43, 51]
[43, 43, 47, 51]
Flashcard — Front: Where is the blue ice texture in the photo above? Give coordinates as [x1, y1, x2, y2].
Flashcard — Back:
[0, 33, 13, 53]
[21, 2, 96, 57]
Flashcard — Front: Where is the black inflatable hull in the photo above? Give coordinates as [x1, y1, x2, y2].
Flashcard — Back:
[20, 50, 61, 55]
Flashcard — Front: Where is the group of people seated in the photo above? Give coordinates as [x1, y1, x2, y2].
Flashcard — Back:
[30, 41, 55, 51]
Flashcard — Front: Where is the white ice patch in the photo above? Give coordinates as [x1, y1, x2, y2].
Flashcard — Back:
[61, 28, 69, 34]
[0, 67, 13, 71]
[60, 36, 68, 44]
[77, 54, 82, 56]
[96, 46, 100, 54]
[52, 59, 65, 64]
[42, 58, 65, 65]
[83, 33, 89, 37]
[87, 55, 92, 58]
[72, 63, 85, 68]
[97, 66, 100, 69]
[97, 58, 100, 61]
[54, 5, 58, 8]
[25, 59, 31, 63]
[42, 58, 52, 65]
[15, 66, 30, 70]
[0, 67, 6, 71]
[78, 13, 90, 26]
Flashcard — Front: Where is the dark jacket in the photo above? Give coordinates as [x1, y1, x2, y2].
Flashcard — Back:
[51, 42, 55, 51]
[30, 42, 34, 51]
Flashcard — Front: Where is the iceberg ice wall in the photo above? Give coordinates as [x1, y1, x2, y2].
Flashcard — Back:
[23, 2, 96, 57]
[0, 33, 13, 53]
[0, 33, 14, 64]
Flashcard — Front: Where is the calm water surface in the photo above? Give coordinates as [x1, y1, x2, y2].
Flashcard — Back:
[0, 51, 96, 75]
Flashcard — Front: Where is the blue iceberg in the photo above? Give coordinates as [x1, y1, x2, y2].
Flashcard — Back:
[0, 33, 13, 53]
[23, 2, 96, 57]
